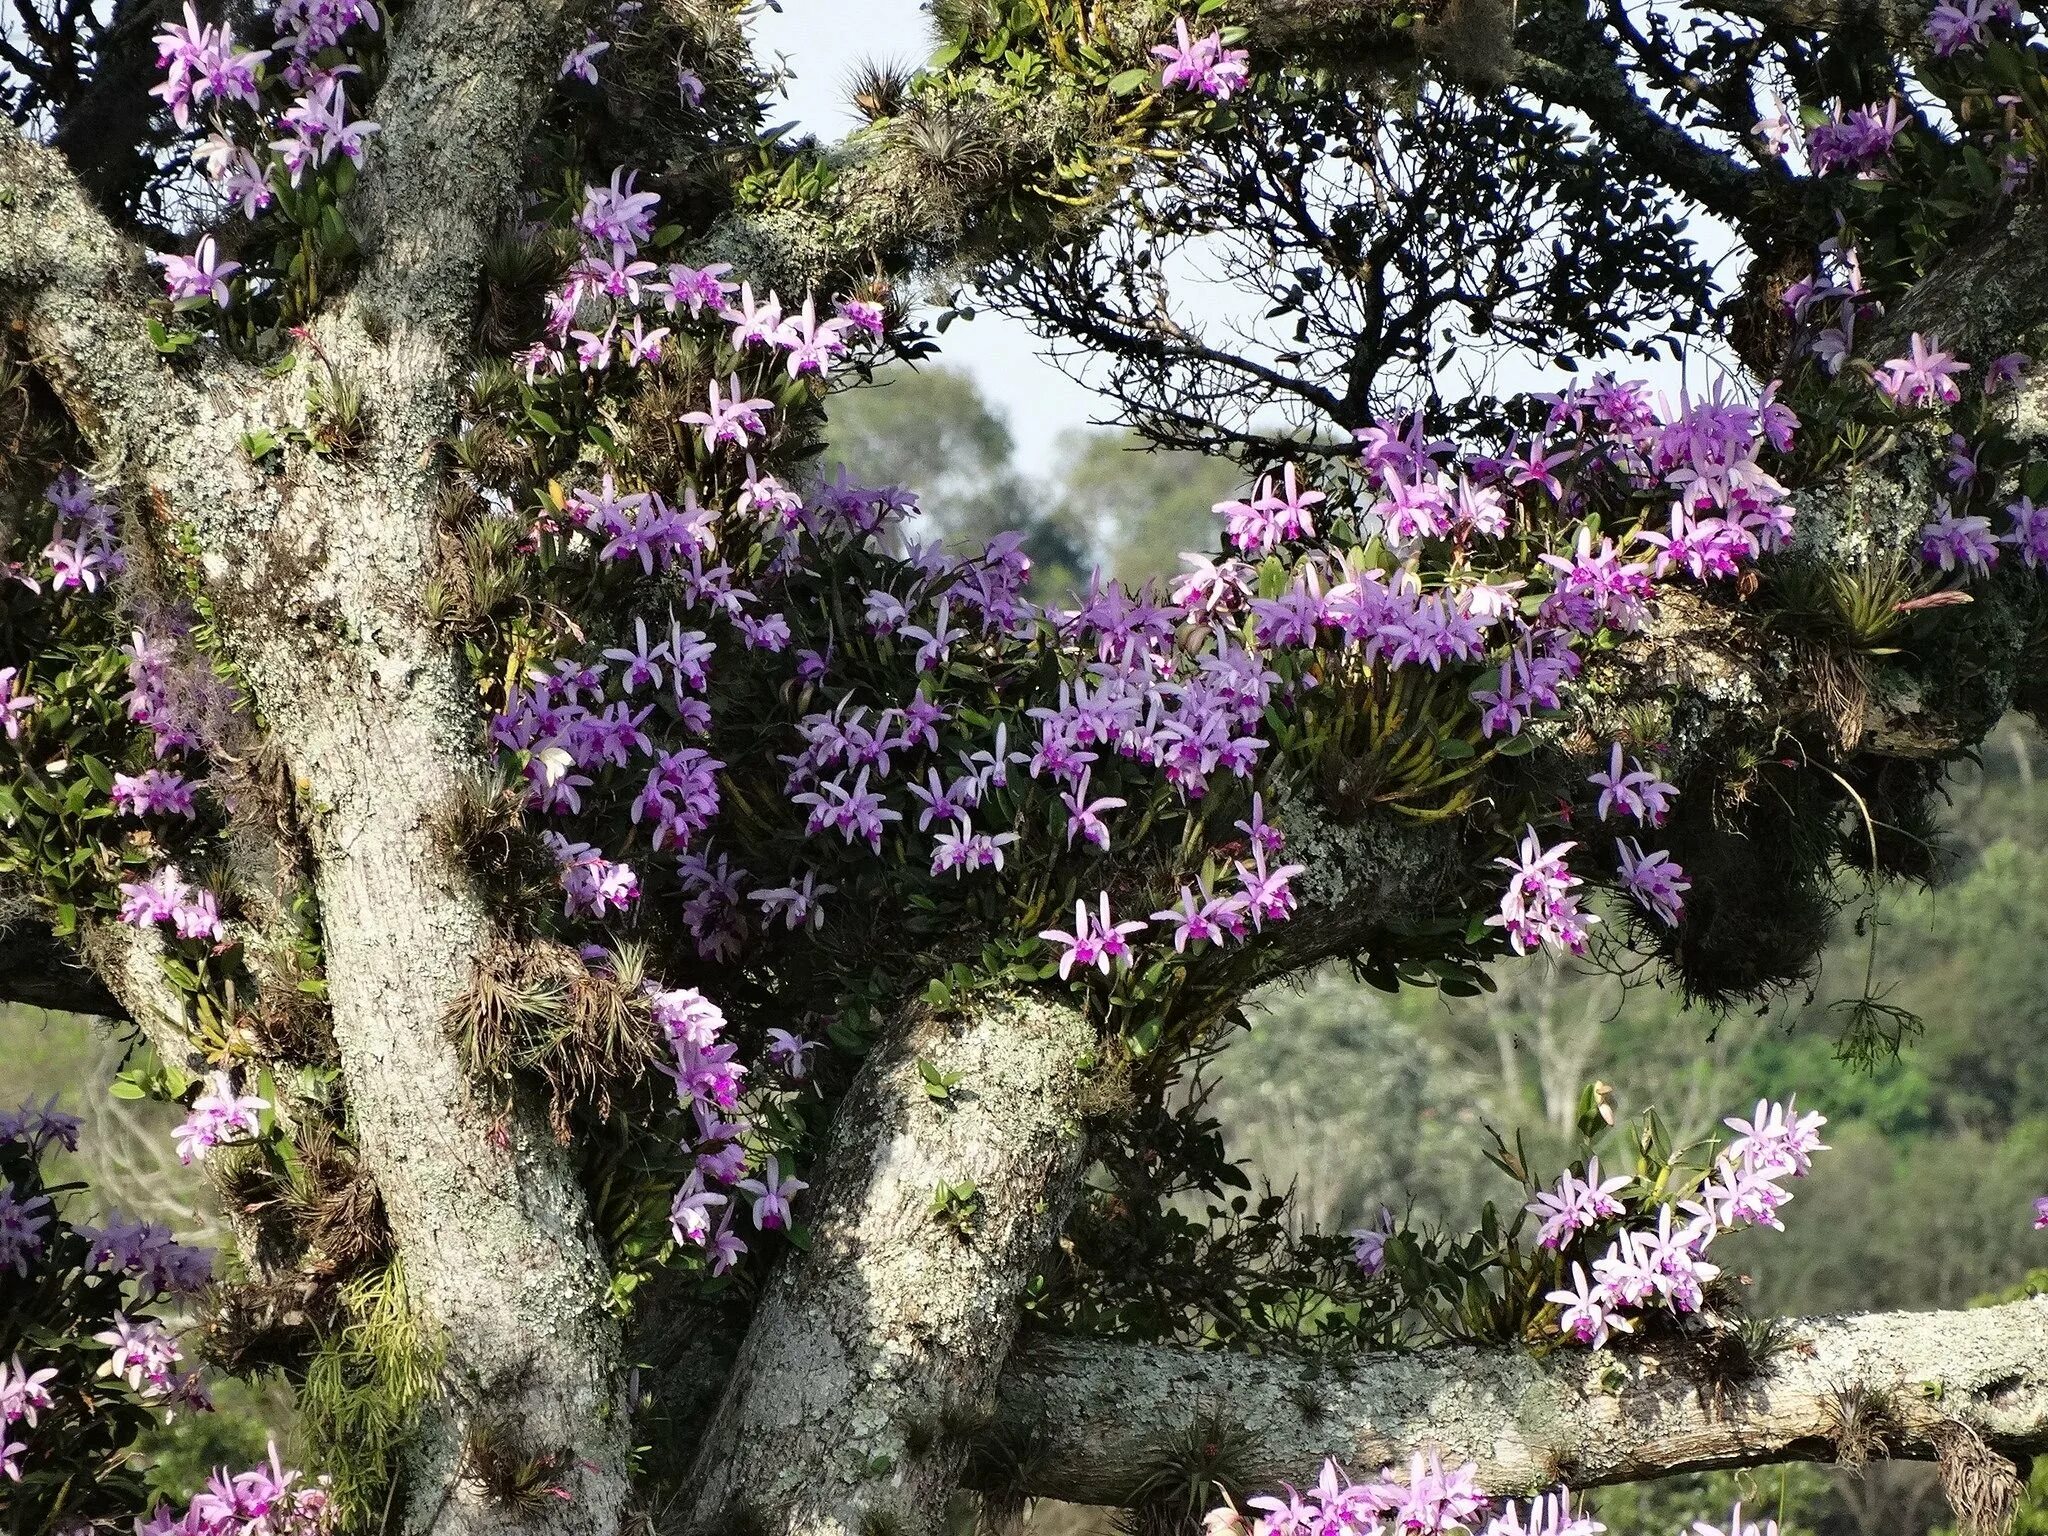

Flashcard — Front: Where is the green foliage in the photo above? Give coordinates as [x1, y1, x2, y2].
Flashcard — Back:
[296, 1258, 444, 1533]
[918, 1058, 968, 1103]
[0, 1117, 204, 1532]
[1117, 1409, 1259, 1536]
[0, 628, 156, 919]
[931, 1178, 983, 1237]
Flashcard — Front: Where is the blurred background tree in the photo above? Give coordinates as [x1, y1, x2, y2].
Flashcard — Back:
[824, 366, 1238, 595]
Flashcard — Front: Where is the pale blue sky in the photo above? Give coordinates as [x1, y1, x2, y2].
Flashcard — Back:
[748, 0, 1111, 469]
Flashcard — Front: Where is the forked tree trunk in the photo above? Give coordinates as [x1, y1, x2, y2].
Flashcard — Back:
[683, 987, 1099, 1536]
[1, 28, 631, 1526]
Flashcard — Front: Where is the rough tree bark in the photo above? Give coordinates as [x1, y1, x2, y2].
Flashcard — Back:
[2, 1, 642, 1528]
[683, 988, 1099, 1536]
[989, 1297, 2048, 1503]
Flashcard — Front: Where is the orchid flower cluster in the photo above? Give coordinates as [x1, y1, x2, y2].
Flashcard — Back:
[2, 460, 237, 959]
[507, 156, 881, 390]
[169, 1070, 272, 1166]
[10, 498, 236, 956]
[0, 474, 128, 775]
[1280, 377, 1800, 947]
[31, 468, 126, 595]
[557, 0, 712, 108]
[1758, 9, 2045, 585]
[137, 1442, 335, 1536]
[1210, 1450, 1782, 1536]
[1802, 100, 1907, 176]
[1208, 1452, 1596, 1536]
[146, 0, 385, 312]
[0, 664, 33, 742]
[425, 133, 1843, 1270]
[1153, 17, 1252, 100]
[1776, 253, 2040, 580]
[1780, 240, 2024, 390]
[649, 983, 812, 1268]
[117, 864, 227, 943]
[0, 1098, 260, 1522]
[1756, 78, 2021, 189]
[89, 0, 2030, 1328]
[1335, 1093, 1830, 1353]
[1859, 329, 2036, 581]
[1926, 0, 2032, 52]
[1534, 1097, 1829, 1348]
[1487, 746, 1687, 950]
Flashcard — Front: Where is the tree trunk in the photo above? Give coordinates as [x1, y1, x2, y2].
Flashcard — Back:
[181, 256, 632, 1532]
[683, 987, 1098, 1536]
[249, 619, 631, 1536]
[4, 52, 635, 1521]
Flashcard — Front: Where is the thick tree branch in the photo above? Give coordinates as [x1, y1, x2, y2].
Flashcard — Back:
[1512, 5, 1764, 230]
[0, 128, 215, 472]
[1199, 0, 1463, 63]
[1871, 202, 2048, 363]
[71, 918, 191, 1059]
[1701, 0, 1929, 38]
[347, 0, 583, 352]
[683, 988, 1099, 1536]
[141, 5, 641, 1531]
[987, 1298, 2048, 1506]
[698, 89, 1099, 296]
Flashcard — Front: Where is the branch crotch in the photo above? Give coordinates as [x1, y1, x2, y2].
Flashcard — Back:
[683, 988, 1098, 1536]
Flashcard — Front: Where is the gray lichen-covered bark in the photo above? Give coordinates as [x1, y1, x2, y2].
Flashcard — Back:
[990, 1297, 2048, 1504]
[1, 2, 639, 1529]
[683, 988, 1099, 1536]
[177, 6, 635, 1521]
[230, 571, 631, 1535]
